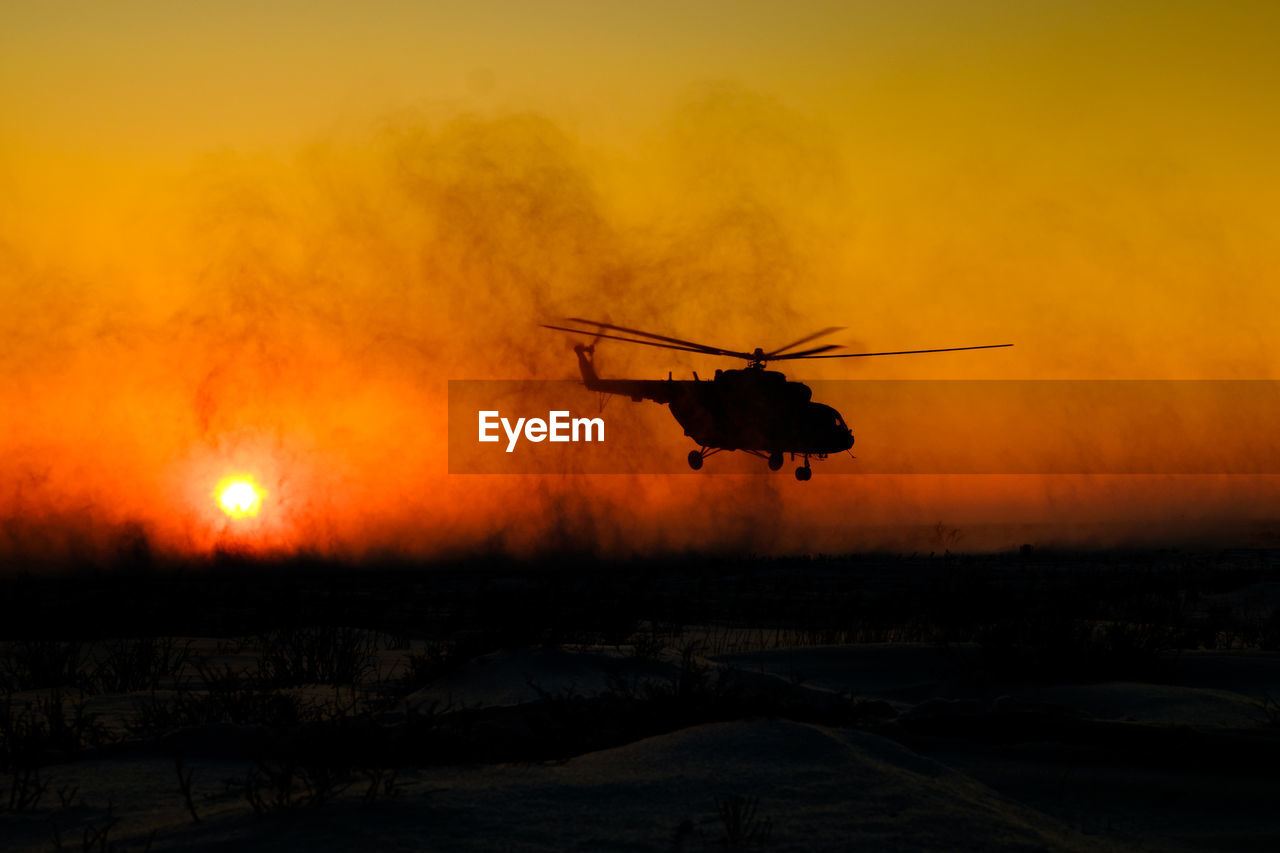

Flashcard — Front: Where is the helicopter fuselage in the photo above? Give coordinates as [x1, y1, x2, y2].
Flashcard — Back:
[574, 344, 853, 458]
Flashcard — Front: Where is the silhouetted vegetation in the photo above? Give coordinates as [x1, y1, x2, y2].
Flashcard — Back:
[0, 547, 1278, 849]
[1, 688, 111, 818]
[90, 637, 192, 694]
[1, 689, 110, 772]
[717, 794, 774, 849]
[0, 640, 86, 692]
[254, 626, 379, 687]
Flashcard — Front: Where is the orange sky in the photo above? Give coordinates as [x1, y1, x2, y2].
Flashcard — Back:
[2, 1, 1279, 561]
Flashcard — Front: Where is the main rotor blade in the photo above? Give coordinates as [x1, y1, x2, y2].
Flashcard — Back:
[540, 324, 718, 356]
[774, 343, 1014, 360]
[561, 317, 750, 359]
[766, 327, 845, 358]
[771, 343, 844, 358]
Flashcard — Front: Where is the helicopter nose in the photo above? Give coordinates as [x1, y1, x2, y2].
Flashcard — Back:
[829, 427, 854, 451]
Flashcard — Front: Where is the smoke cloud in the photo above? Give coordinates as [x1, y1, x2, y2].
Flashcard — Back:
[1, 85, 1277, 565]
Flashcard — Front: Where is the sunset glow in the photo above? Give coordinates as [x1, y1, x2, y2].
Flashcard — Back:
[2, 1, 1278, 559]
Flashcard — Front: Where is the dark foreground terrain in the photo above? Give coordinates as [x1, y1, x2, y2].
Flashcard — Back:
[2, 549, 1279, 850]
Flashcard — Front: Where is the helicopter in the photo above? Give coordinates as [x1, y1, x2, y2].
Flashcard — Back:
[542, 318, 1012, 480]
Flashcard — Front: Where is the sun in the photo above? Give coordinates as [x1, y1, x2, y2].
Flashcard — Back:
[216, 476, 264, 519]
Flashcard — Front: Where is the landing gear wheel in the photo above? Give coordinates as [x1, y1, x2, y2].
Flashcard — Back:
[795, 465, 812, 481]
[768, 452, 784, 471]
[688, 450, 704, 471]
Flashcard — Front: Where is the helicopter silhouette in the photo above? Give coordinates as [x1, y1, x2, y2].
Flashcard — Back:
[542, 318, 1011, 480]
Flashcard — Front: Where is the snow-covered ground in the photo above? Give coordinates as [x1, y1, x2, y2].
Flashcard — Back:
[4, 641, 1279, 850]
[3, 720, 1093, 852]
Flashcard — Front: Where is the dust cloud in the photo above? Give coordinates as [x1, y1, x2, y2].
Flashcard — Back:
[1, 86, 1276, 566]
